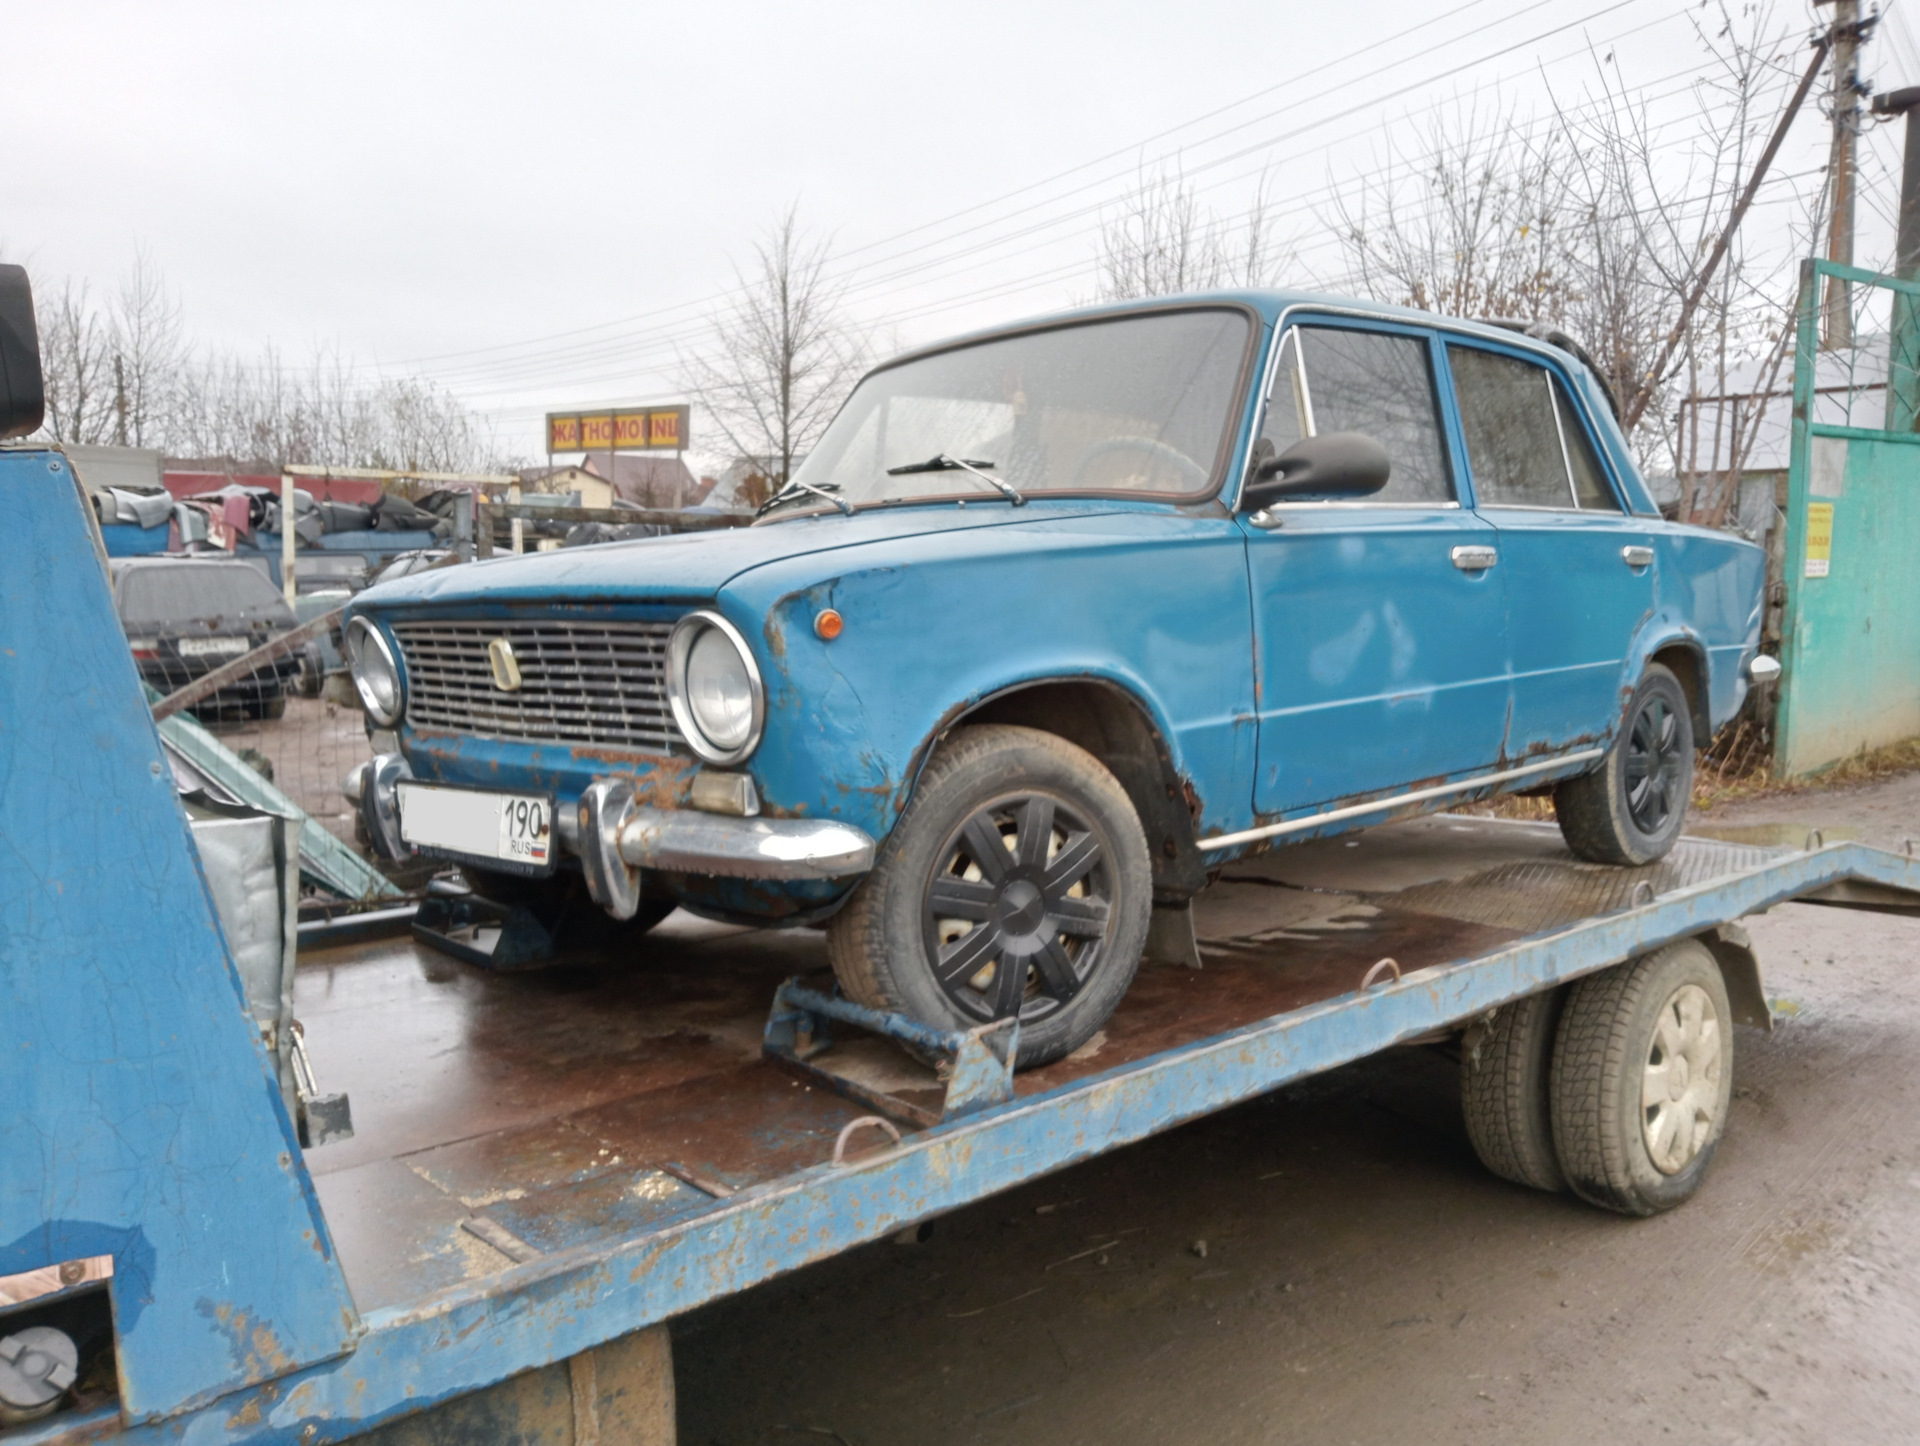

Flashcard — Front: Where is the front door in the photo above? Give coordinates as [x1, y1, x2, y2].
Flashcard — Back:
[1444, 342, 1655, 756]
[1246, 320, 1512, 816]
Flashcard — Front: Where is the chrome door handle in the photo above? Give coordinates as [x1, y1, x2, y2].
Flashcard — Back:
[1451, 545, 1498, 571]
[1621, 545, 1655, 568]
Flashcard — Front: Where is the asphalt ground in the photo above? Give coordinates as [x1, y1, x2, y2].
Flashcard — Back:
[670, 775, 1920, 1445]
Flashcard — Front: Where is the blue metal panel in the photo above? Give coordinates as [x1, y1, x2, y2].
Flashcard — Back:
[54, 826, 1920, 1443]
[1242, 506, 1509, 810]
[0, 450, 360, 1420]
[1485, 507, 1655, 752]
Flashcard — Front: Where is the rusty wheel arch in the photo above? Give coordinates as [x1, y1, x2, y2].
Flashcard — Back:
[904, 678, 1210, 904]
[1646, 639, 1712, 744]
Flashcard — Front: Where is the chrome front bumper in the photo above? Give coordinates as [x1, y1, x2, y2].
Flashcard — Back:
[351, 756, 876, 918]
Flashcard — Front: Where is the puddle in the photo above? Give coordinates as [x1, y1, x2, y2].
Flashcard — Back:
[1685, 822, 1860, 848]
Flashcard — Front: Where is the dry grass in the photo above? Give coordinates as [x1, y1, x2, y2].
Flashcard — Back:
[1463, 727, 1920, 823]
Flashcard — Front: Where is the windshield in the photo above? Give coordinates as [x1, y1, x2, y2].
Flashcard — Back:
[118, 564, 294, 630]
[772, 307, 1253, 515]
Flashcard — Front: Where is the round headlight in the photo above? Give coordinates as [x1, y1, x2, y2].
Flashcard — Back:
[667, 611, 764, 764]
[345, 616, 404, 726]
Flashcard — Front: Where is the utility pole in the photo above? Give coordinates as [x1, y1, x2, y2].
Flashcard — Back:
[1873, 85, 1920, 427]
[1817, 1, 1874, 350]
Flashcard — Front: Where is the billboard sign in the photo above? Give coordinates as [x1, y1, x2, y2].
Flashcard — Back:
[547, 405, 690, 454]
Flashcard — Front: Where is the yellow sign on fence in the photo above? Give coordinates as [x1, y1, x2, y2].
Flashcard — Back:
[1804, 501, 1834, 578]
[547, 405, 690, 454]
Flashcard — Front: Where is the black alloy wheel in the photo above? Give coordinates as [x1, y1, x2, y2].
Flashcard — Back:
[1623, 691, 1684, 836]
[921, 793, 1114, 1024]
[1554, 662, 1694, 866]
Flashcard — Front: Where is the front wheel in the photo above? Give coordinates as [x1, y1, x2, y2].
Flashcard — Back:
[828, 724, 1151, 1070]
[1554, 663, 1693, 865]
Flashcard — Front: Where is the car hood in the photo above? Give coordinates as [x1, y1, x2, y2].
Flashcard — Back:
[352, 502, 1130, 610]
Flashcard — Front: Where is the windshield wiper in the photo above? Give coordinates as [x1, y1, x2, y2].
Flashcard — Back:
[886, 453, 1025, 507]
[756, 478, 854, 517]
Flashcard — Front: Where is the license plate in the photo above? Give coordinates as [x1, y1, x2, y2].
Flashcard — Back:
[178, 637, 250, 657]
[397, 782, 554, 872]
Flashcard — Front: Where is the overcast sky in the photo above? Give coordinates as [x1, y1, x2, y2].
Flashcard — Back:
[9, 0, 1920, 461]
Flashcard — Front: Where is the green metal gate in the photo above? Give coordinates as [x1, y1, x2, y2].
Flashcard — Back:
[1777, 257, 1920, 776]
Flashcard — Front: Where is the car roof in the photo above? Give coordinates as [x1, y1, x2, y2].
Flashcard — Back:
[874, 288, 1592, 382]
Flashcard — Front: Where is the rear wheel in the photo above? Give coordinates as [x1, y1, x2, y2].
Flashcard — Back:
[1461, 987, 1566, 1192]
[828, 724, 1151, 1070]
[1550, 939, 1732, 1216]
[1554, 663, 1693, 865]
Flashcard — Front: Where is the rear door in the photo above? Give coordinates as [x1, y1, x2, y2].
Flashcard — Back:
[1244, 319, 1511, 815]
[1444, 342, 1655, 757]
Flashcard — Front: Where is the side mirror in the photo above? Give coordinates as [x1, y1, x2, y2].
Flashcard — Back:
[1241, 431, 1390, 508]
[0, 265, 45, 441]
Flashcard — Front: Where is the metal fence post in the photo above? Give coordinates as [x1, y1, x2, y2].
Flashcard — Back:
[281, 469, 297, 604]
[454, 489, 475, 564]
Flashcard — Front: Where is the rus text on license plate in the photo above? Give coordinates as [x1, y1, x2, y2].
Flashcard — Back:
[397, 782, 552, 868]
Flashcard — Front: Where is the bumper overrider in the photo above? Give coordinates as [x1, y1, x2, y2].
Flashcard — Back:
[348, 754, 876, 918]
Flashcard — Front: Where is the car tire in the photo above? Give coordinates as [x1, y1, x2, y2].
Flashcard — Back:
[1460, 987, 1566, 1192]
[1550, 939, 1733, 1216]
[1553, 663, 1693, 865]
[827, 724, 1151, 1071]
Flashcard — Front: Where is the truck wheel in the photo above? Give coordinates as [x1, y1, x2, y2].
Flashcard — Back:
[1550, 939, 1732, 1216]
[1460, 987, 1566, 1192]
[828, 724, 1151, 1070]
[1553, 663, 1693, 865]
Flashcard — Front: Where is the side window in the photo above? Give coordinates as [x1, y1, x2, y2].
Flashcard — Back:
[1448, 347, 1569, 507]
[1554, 380, 1620, 511]
[1258, 325, 1453, 503]
[1258, 330, 1308, 457]
[1449, 345, 1621, 511]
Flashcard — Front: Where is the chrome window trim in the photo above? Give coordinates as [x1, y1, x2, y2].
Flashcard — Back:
[1545, 367, 1583, 510]
[1235, 303, 1459, 512]
[666, 610, 766, 766]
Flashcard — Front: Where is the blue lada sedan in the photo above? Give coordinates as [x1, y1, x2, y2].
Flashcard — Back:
[343, 292, 1772, 1068]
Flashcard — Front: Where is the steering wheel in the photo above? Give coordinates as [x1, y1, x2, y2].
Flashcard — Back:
[1071, 437, 1211, 491]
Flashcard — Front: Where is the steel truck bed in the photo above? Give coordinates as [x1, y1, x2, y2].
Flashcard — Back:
[21, 813, 1920, 1445]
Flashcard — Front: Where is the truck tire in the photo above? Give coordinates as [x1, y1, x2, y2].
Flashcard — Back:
[1550, 939, 1733, 1216]
[1553, 663, 1693, 865]
[828, 724, 1151, 1070]
[1460, 987, 1566, 1192]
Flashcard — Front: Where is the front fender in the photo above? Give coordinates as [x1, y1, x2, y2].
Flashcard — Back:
[722, 508, 1258, 849]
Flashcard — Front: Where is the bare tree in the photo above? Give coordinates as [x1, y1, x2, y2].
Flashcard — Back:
[681, 204, 869, 490]
[1096, 165, 1283, 301]
[38, 280, 112, 444]
[1324, 3, 1823, 494]
[108, 252, 186, 447]
[1329, 106, 1575, 325]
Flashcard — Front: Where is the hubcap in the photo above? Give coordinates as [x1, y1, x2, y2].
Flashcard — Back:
[1641, 982, 1722, 1174]
[922, 793, 1114, 1024]
[1623, 693, 1684, 835]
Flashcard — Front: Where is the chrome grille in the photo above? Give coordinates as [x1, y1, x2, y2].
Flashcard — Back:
[391, 618, 681, 752]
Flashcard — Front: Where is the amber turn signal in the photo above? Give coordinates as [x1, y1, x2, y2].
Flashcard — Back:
[814, 609, 844, 640]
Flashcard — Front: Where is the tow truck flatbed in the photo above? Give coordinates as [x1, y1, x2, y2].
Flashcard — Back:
[21, 812, 1920, 1445]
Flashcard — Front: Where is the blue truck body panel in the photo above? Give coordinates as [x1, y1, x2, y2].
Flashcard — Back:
[0, 450, 361, 1422]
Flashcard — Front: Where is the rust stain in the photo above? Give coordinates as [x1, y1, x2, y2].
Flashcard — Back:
[200, 1301, 298, 1383]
